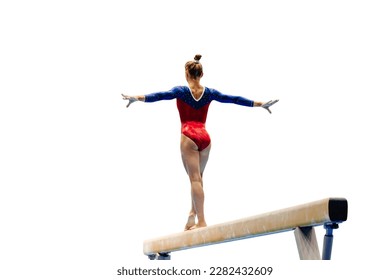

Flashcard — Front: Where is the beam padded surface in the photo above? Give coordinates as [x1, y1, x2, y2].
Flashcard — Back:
[143, 197, 347, 256]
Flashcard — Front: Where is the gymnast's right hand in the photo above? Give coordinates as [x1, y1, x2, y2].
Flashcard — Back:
[121, 94, 138, 108]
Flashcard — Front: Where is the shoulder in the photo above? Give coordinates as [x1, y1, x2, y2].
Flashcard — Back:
[204, 87, 222, 97]
[171, 86, 188, 92]
[205, 87, 221, 93]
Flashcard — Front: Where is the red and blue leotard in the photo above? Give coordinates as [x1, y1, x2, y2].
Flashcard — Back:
[144, 86, 254, 151]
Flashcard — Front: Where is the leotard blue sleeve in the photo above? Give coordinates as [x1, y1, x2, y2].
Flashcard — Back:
[144, 86, 181, 102]
[209, 88, 254, 107]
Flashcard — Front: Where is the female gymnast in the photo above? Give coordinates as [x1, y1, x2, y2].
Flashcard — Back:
[122, 54, 278, 230]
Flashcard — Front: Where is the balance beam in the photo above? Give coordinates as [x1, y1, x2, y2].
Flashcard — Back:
[143, 197, 348, 260]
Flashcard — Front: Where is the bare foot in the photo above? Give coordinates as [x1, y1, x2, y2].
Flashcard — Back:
[184, 214, 196, 231]
[187, 223, 207, 230]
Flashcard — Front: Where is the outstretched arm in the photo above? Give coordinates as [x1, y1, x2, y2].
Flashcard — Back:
[121, 87, 178, 108]
[211, 88, 279, 113]
[211, 89, 254, 107]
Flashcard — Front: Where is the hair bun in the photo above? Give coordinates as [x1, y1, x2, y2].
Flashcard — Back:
[194, 54, 202, 62]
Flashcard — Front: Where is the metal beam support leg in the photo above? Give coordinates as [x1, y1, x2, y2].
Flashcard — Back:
[157, 253, 171, 260]
[147, 253, 171, 260]
[322, 223, 338, 260]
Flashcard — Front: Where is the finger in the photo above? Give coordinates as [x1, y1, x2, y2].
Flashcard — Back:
[266, 100, 278, 107]
[126, 100, 131, 108]
[122, 93, 130, 100]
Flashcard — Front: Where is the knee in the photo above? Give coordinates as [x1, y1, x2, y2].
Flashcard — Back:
[189, 173, 202, 184]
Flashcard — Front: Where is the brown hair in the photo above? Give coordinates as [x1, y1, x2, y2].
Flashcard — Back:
[185, 54, 203, 79]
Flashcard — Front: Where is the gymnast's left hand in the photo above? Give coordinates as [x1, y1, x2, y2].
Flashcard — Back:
[261, 99, 279, 114]
[121, 94, 138, 108]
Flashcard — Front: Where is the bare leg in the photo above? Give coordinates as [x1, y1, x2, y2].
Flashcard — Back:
[181, 134, 211, 230]
[181, 148, 197, 230]
[183, 144, 211, 230]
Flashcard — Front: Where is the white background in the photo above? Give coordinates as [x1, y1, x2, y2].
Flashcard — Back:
[1, 0, 389, 279]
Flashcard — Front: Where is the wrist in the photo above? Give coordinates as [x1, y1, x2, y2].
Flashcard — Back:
[136, 96, 145, 102]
